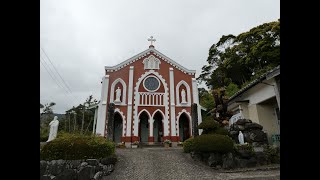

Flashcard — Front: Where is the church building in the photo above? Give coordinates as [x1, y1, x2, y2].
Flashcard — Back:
[95, 37, 202, 147]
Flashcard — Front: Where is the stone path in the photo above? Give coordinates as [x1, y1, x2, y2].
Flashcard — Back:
[106, 148, 280, 180]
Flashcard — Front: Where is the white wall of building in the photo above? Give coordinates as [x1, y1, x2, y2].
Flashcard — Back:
[228, 78, 280, 144]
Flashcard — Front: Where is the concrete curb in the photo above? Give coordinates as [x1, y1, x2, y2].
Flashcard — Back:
[218, 165, 280, 173]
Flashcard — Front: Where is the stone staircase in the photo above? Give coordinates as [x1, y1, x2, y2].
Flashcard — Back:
[139, 142, 163, 148]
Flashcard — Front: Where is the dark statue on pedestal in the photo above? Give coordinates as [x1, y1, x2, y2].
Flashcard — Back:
[191, 103, 199, 137]
[209, 88, 233, 127]
[107, 103, 115, 141]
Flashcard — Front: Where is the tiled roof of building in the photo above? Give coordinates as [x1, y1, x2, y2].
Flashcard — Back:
[228, 65, 280, 103]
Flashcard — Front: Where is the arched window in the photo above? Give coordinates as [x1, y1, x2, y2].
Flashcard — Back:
[143, 55, 161, 70]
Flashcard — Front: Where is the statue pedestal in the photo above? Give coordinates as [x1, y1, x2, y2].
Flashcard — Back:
[181, 101, 187, 105]
[114, 99, 121, 105]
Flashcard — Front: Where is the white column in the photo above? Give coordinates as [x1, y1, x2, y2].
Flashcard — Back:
[92, 107, 98, 135]
[126, 66, 134, 137]
[192, 78, 202, 135]
[169, 68, 176, 137]
[150, 119, 154, 137]
[96, 75, 110, 136]
[274, 78, 280, 110]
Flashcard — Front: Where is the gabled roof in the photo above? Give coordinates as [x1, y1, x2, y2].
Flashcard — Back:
[105, 46, 196, 75]
[228, 65, 280, 103]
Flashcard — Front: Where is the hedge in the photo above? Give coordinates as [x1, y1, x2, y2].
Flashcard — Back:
[198, 120, 220, 134]
[40, 133, 115, 160]
[193, 134, 234, 153]
[183, 138, 195, 153]
[40, 135, 49, 142]
[211, 127, 230, 136]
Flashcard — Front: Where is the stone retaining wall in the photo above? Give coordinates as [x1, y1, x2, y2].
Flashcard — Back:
[40, 155, 117, 180]
[190, 146, 279, 170]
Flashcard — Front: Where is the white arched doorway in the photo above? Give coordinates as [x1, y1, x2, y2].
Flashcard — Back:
[152, 110, 165, 143]
[138, 109, 151, 143]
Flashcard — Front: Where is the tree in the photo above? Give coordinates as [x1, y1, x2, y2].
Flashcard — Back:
[199, 88, 215, 112]
[40, 102, 56, 116]
[225, 82, 240, 98]
[81, 95, 95, 134]
[198, 20, 280, 89]
[65, 95, 97, 134]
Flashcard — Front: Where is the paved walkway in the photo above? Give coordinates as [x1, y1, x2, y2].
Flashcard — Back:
[106, 148, 280, 180]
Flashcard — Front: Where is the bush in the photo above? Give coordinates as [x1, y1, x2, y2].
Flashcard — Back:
[211, 127, 230, 136]
[234, 143, 255, 157]
[40, 133, 115, 161]
[234, 143, 253, 152]
[263, 145, 280, 164]
[183, 138, 195, 153]
[193, 134, 234, 153]
[40, 135, 48, 142]
[198, 120, 220, 134]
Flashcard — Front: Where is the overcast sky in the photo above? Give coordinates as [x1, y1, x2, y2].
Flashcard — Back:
[40, 0, 280, 114]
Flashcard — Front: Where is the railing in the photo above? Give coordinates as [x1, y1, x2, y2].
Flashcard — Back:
[139, 92, 165, 106]
[272, 134, 280, 143]
[229, 112, 243, 126]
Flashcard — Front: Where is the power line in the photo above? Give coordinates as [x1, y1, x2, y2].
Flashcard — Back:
[41, 47, 73, 93]
[40, 57, 76, 108]
[40, 58, 75, 108]
[40, 47, 81, 104]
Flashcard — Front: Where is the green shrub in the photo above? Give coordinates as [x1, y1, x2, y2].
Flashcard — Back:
[40, 127, 49, 142]
[211, 127, 230, 136]
[198, 120, 220, 134]
[40, 133, 115, 160]
[263, 145, 280, 164]
[193, 134, 234, 153]
[234, 143, 253, 152]
[234, 143, 255, 157]
[183, 138, 195, 153]
[40, 135, 48, 142]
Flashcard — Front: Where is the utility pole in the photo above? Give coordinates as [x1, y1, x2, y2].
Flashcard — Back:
[73, 111, 77, 132]
[68, 113, 71, 132]
[65, 114, 67, 132]
[81, 103, 85, 134]
[85, 117, 93, 134]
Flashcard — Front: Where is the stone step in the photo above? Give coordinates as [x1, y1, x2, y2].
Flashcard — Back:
[139, 143, 164, 148]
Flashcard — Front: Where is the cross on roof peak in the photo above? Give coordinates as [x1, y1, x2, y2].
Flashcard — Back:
[148, 36, 156, 48]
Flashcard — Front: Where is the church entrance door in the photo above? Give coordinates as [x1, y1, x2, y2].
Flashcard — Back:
[139, 111, 149, 143]
[179, 113, 190, 142]
[153, 111, 164, 143]
[113, 112, 123, 143]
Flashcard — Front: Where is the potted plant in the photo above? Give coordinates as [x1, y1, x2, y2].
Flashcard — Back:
[119, 142, 126, 148]
[164, 139, 171, 148]
[132, 141, 139, 148]
[177, 141, 183, 147]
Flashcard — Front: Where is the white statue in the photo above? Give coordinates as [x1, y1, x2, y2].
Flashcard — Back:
[115, 87, 121, 102]
[47, 116, 59, 142]
[181, 89, 187, 103]
[238, 131, 245, 144]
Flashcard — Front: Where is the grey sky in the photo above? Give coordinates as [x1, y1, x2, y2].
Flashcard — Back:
[40, 0, 280, 114]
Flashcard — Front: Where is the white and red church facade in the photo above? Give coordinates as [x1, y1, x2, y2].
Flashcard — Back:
[95, 43, 202, 147]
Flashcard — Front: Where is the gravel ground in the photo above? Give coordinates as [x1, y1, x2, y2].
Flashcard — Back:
[105, 148, 280, 180]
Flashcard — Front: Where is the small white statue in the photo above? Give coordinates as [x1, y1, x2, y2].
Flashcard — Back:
[115, 87, 121, 102]
[181, 89, 187, 103]
[238, 131, 245, 144]
[47, 116, 59, 142]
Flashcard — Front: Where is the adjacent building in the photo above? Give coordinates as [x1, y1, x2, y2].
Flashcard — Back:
[228, 66, 280, 145]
